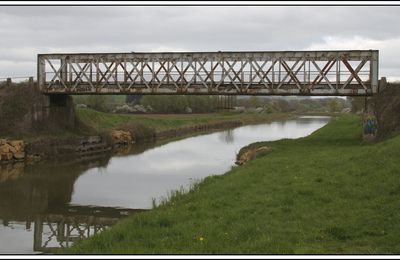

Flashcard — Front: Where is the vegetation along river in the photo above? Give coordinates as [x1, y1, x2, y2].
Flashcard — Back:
[0, 116, 330, 254]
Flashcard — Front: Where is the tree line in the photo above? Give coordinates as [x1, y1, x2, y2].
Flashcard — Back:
[73, 95, 353, 114]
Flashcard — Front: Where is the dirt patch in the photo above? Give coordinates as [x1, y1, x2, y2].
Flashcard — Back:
[371, 83, 400, 139]
[235, 145, 272, 165]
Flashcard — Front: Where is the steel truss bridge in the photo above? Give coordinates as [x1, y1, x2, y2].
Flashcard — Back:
[38, 50, 379, 96]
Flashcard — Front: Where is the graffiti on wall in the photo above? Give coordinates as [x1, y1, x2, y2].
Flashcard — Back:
[363, 113, 378, 137]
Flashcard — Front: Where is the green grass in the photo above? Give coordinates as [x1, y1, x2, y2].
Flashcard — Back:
[76, 108, 291, 133]
[65, 114, 400, 254]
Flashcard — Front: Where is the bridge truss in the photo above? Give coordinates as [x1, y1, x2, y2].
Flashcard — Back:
[38, 50, 379, 96]
[32, 206, 145, 253]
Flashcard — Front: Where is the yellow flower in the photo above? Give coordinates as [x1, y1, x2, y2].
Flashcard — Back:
[199, 237, 204, 241]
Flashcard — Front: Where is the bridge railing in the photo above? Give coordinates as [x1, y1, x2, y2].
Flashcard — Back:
[37, 50, 379, 96]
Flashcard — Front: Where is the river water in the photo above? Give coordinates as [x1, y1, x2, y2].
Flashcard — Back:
[0, 116, 330, 254]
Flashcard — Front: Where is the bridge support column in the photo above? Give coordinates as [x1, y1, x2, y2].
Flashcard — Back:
[47, 95, 76, 130]
[33, 217, 43, 252]
[31, 94, 76, 131]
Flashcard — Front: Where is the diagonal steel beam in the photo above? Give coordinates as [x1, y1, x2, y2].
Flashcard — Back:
[341, 58, 367, 90]
[276, 59, 300, 89]
[46, 58, 68, 89]
[281, 59, 302, 89]
[310, 59, 334, 90]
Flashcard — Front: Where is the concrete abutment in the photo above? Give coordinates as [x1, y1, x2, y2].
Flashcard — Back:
[31, 94, 76, 131]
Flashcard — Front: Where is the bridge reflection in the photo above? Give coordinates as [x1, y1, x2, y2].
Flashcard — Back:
[0, 143, 154, 253]
[218, 129, 235, 144]
[33, 206, 145, 253]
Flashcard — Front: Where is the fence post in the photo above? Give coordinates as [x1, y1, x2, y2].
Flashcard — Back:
[6, 78, 11, 87]
[29, 77, 34, 88]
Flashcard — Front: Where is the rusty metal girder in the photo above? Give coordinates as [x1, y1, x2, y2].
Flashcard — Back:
[37, 50, 379, 96]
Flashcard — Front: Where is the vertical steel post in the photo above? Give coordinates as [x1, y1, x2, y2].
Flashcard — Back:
[60, 56, 67, 85]
[370, 50, 379, 93]
[37, 55, 46, 92]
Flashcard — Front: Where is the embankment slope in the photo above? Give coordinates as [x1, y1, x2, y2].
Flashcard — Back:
[66, 115, 400, 254]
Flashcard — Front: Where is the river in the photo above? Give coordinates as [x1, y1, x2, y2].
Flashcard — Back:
[0, 116, 330, 254]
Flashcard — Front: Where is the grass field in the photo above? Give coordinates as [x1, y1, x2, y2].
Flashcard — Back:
[76, 108, 291, 133]
[64, 114, 400, 254]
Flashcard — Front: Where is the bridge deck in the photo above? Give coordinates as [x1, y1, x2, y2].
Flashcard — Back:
[38, 50, 379, 96]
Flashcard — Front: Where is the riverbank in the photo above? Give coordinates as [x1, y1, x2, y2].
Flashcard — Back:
[77, 108, 296, 141]
[76, 108, 293, 134]
[66, 114, 400, 254]
[1, 109, 294, 163]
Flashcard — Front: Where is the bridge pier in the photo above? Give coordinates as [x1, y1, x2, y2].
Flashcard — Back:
[360, 77, 388, 141]
[362, 98, 378, 142]
[31, 94, 76, 131]
[46, 95, 76, 130]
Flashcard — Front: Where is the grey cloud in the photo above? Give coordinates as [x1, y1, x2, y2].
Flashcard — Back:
[0, 6, 399, 79]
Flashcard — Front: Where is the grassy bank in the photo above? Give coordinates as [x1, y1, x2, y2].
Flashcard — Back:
[76, 108, 292, 134]
[66, 114, 400, 254]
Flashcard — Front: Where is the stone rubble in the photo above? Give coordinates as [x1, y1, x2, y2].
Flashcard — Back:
[110, 130, 133, 145]
[0, 139, 25, 163]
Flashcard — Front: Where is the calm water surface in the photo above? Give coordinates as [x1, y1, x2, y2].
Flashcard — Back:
[0, 116, 330, 254]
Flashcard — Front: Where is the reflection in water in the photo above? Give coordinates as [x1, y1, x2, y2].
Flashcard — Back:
[0, 145, 152, 254]
[0, 116, 330, 254]
[296, 116, 332, 125]
[33, 206, 145, 253]
[218, 129, 235, 144]
[0, 206, 144, 254]
[0, 163, 25, 183]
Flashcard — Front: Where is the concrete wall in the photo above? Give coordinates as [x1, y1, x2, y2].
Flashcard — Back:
[371, 83, 400, 139]
[30, 94, 77, 132]
[0, 82, 77, 135]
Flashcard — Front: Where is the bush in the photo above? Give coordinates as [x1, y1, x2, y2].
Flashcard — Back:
[329, 99, 344, 112]
[86, 95, 108, 112]
[141, 95, 217, 113]
[73, 95, 127, 112]
[347, 96, 365, 113]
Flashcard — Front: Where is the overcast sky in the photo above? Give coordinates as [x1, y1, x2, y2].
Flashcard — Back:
[0, 5, 400, 81]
